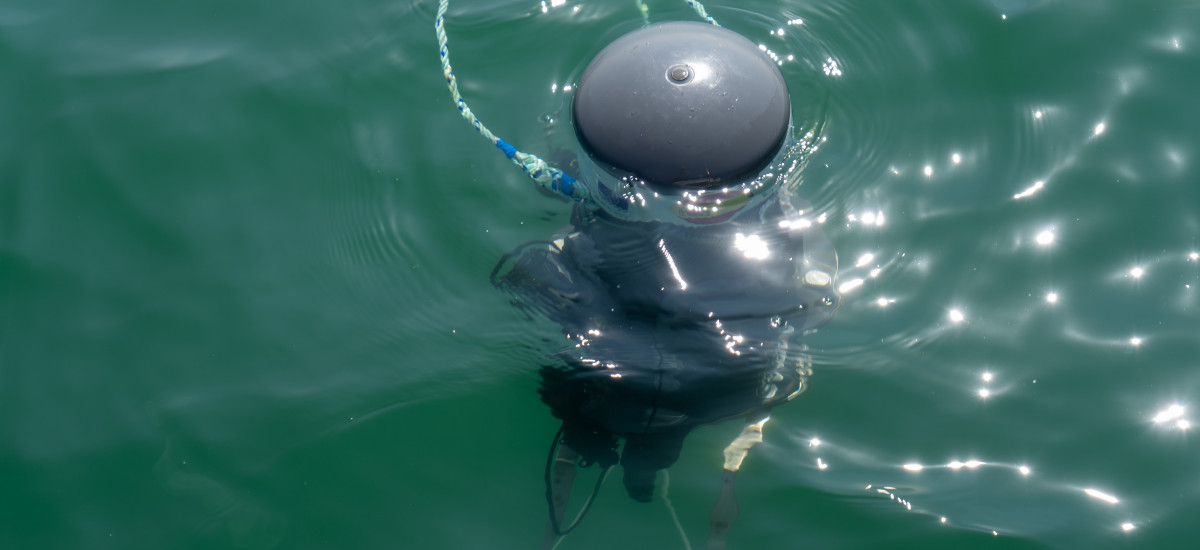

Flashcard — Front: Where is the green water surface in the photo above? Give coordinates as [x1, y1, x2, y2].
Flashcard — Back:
[3, 0, 1199, 549]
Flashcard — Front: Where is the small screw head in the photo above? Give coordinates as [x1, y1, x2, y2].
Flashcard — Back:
[667, 64, 693, 83]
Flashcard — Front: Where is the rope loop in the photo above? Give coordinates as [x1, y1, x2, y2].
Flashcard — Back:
[435, 0, 585, 201]
[434, 0, 720, 203]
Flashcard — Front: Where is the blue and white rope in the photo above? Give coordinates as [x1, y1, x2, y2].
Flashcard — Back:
[684, 0, 720, 26]
[434, 0, 584, 201]
[434, 0, 721, 202]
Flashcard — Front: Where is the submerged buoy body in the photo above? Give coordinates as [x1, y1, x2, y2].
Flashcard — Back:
[573, 22, 791, 189]
[495, 19, 839, 508]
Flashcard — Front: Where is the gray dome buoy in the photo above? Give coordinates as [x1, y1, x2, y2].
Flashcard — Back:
[573, 21, 791, 190]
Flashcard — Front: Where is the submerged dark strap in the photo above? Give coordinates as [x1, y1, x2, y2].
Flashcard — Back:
[544, 425, 612, 537]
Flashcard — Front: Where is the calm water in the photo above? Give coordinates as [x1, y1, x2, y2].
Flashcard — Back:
[3, 0, 1199, 548]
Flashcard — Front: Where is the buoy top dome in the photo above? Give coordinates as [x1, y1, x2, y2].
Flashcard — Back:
[573, 21, 791, 190]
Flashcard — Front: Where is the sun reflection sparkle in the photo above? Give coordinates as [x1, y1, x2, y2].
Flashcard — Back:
[539, 0, 567, 13]
[1013, 180, 1045, 199]
[734, 233, 770, 260]
[778, 218, 813, 230]
[1035, 229, 1056, 246]
[802, 433, 1166, 535]
[822, 57, 842, 76]
[1152, 404, 1186, 424]
[848, 211, 886, 227]
[948, 309, 965, 323]
[901, 459, 1032, 479]
[1046, 291, 1059, 304]
[1129, 266, 1145, 279]
[1084, 488, 1120, 504]
[868, 486, 913, 511]
[658, 239, 688, 290]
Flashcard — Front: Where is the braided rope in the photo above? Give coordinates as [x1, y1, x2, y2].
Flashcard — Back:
[685, 0, 720, 26]
[433, 0, 722, 203]
[639, 0, 721, 26]
[635, 0, 650, 25]
[434, 0, 585, 201]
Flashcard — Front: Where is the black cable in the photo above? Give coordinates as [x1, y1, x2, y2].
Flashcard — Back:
[544, 424, 612, 537]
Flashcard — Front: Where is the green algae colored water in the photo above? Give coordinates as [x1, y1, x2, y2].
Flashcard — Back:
[4, 0, 1200, 548]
